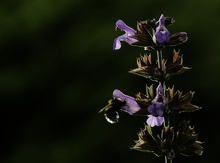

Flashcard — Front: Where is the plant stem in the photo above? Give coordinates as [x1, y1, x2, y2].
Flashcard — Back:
[165, 156, 173, 163]
[165, 156, 167, 163]
[157, 50, 172, 163]
[156, 50, 162, 69]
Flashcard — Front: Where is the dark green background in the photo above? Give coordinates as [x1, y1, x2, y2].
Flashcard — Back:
[0, 0, 219, 162]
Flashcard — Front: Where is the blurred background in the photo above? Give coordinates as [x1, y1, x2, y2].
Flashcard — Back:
[0, 0, 219, 162]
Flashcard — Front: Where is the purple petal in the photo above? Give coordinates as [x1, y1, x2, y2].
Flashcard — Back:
[159, 14, 165, 25]
[113, 37, 122, 50]
[146, 115, 164, 127]
[154, 30, 170, 43]
[113, 34, 137, 50]
[116, 20, 136, 35]
[153, 84, 165, 103]
[147, 103, 164, 117]
[157, 84, 163, 95]
[113, 89, 141, 114]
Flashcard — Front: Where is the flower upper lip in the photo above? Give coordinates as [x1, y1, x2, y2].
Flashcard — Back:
[115, 20, 136, 35]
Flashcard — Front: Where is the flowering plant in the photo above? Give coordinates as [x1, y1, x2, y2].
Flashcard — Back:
[99, 14, 203, 163]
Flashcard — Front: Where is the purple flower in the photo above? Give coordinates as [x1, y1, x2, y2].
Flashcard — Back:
[147, 103, 165, 127]
[113, 20, 138, 50]
[153, 14, 170, 44]
[146, 84, 166, 127]
[113, 89, 141, 114]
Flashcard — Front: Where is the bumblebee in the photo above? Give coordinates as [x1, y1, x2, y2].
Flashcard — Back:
[99, 98, 126, 124]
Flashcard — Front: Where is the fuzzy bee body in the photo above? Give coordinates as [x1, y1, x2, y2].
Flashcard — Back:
[99, 98, 126, 124]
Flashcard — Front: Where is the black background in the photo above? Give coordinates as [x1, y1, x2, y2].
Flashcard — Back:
[0, 0, 219, 162]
